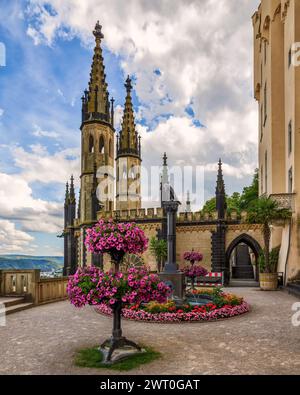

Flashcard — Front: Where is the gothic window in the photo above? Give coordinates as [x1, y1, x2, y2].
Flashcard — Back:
[99, 136, 105, 154]
[288, 120, 292, 155]
[122, 164, 127, 179]
[89, 135, 94, 153]
[288, 47, 292, 68]
[264, 40, 267, 64]
[264, 151, 268, 194]
[109, 138, 113, 157]
[260, 105, 263, 141]
[130, 165, 135, 179]
[263, 82, 267, 125]
[288, 167, 293, 193]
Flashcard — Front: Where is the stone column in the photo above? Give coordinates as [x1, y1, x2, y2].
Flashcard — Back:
[164, 200, 179, 273]
[159, 200, 185, 299]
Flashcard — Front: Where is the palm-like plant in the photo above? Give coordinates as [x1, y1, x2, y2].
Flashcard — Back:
[149, 237, 167, 273]
[247, 196, 291, 273]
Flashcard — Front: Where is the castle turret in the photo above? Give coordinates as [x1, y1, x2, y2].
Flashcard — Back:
[116, 76, 141, 210]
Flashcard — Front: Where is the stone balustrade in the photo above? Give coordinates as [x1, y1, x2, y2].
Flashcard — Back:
[0, 269, 68, 305]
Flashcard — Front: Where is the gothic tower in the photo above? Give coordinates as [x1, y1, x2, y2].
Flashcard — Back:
[116, 76, 142, 211]
[80, 21, 115, 222]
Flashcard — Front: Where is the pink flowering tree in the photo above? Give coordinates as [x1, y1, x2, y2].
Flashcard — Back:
[85, 219, 148, 272]
[68, 220, 170, 363]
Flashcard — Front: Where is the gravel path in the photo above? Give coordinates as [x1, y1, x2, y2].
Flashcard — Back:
[0, 288, 299, 375]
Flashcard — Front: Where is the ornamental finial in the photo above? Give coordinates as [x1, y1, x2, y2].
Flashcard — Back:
[93, 21, 104, 40]
[125, 75, 132, 92]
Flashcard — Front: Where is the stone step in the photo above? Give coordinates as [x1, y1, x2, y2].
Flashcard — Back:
[230, 279, 259, 287]
[286, 283, 300, 299]
[0, 297, 26, 308]
[4, 302, 34, 315]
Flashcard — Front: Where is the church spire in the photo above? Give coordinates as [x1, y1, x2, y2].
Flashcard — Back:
[81, 21, 111, 125]
[117, 76, 141, 159]
[216, 159, 226, 219]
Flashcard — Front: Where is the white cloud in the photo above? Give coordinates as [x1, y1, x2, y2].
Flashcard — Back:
[11, 143, 80, 184]
[0, 219, 35, 254]
[0, 172, 63, 234]
[31, 124, 60, 139]
[0, 108, 4, 117]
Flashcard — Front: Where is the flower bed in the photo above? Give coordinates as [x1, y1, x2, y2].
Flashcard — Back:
[95, 290, 250, 323]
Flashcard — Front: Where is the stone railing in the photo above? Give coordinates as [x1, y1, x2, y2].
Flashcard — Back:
[270, 193, 296, 212]
[0, 269, 68, 305]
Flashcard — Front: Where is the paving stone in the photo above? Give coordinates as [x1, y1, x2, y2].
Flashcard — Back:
[0, 288, 299, 375]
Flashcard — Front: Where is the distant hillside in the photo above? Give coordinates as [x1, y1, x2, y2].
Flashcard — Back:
[0, 255, 64, 272]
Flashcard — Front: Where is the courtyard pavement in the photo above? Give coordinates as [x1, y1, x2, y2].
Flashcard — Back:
[0, 288, 299, 375]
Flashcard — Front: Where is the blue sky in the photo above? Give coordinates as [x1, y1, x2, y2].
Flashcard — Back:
[0, 0, 260, 256]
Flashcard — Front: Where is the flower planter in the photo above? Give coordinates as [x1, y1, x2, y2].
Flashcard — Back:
[259, 272, 278, 291]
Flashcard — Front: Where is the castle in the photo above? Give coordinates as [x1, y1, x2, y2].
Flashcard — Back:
[63, 13, 299, 286]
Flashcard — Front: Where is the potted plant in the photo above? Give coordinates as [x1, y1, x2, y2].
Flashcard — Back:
[183, 265, 208, 289]
[70, 219, 171, 363]
[149, 237, 167, 273]
[85, 219, 148, 272]
[247, 196, 291, 290]
[183, 250, 203, 266]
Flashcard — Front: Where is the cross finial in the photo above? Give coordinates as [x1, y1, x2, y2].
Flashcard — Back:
[93, 21, 104, 40]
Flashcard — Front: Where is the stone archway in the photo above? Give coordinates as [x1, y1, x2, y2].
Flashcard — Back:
[226, 233, 263, 282]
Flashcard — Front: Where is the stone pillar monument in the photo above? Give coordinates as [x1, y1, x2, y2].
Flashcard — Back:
[159, 200, 185, 299]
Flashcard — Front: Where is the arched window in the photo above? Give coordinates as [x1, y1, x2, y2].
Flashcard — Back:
[89, 135, 94, 153]
[130, 165, 135, 179]
[99, 136, 105, 154]
[122, 164, 127, 179]
[109, 138, 113, 157]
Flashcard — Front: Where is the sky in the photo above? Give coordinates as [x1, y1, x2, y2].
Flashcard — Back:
[0, 0, 261, 256]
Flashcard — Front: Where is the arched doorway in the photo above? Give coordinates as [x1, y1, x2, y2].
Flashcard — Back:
[226, 234, 262, 283]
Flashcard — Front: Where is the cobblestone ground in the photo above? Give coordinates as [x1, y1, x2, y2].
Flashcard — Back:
[0, 288, 299, 375]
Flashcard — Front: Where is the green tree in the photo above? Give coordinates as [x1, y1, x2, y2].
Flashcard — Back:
[239, 169, 259, 210]
[149, 237, 167, 273]
[202, 169, 259, 214]
[247, 196, 291, 272]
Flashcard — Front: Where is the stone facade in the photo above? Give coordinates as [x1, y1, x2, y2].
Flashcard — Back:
[253, 0, 300, 281]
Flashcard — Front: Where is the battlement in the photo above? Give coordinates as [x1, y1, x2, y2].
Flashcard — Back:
[96, 208, 249, 223]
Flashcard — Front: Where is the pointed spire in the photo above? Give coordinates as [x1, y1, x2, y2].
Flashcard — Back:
[65, 182, 69, 205]
[69, 175, 76, 204]
[216, 159, 226, 219]
[77, 188, 81, 219]
[186, 190, 191, 213]
[117, 75, 141, 159]
[81, 22, 111, 124]
[110, 97, 115, 128]
[216, 159, 225, 194]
